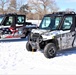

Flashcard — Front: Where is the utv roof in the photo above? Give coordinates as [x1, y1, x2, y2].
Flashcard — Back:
[0, 13, 25, 16]
[45, 11, 76, 17]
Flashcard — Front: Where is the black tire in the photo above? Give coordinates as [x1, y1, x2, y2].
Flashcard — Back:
[26, 42, 37, 52]
[44, 43, 57, 58]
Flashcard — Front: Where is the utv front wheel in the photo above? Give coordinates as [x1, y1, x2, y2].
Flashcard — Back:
[44, 43, 57, 58]
[26, 42, 37, 52]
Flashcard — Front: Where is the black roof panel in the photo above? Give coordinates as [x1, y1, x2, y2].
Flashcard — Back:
[44, 11, 76, 17]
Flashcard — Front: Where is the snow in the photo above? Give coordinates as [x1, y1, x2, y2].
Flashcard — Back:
[26, 20, 41, 26]
[0, 38, 76, 74]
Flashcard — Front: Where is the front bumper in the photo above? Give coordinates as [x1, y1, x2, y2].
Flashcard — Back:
[29, 41, 40, 50]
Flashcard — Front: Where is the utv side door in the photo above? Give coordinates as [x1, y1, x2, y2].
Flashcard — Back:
[1, 16, 15, 35]
[60, 16, 75, 49]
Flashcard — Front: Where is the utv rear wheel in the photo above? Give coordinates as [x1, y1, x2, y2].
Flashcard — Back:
[44, 43, 57, 58]
[26, 42, 37, 52]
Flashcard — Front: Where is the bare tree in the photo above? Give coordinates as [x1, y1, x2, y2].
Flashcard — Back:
[0, 0, 9, 14]
[7, 0, 17, 13]
[27, 0, 59, 19]
[16, 0, 24, 11]
[19, 4, 29, 14]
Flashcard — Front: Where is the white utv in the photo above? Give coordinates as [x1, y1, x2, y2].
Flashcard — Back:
[26, 11, 76, 58]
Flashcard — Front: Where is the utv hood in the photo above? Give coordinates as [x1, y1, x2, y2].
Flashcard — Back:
[31, 29, 70, 41]
[31, 29, 50, 34]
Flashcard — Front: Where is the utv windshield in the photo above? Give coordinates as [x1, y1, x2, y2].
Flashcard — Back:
[0, 15, 4, 24]
[39, 16, 61, 30]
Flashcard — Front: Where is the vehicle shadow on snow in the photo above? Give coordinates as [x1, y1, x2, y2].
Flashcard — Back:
[0, 37, 28, 42]
[56, 48, 76, 57]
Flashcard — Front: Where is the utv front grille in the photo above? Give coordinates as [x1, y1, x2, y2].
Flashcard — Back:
[31, 33, 42, 42]
[32, 33, 40, 37]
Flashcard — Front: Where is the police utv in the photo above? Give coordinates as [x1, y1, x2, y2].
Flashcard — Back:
[0, 13, 37, 39]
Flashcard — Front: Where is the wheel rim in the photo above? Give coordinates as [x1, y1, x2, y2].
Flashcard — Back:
[48, 47, 55, 56]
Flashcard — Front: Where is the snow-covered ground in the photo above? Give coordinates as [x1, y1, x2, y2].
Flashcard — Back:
[0, 38, 76, 75]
